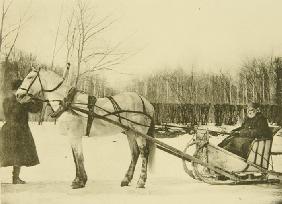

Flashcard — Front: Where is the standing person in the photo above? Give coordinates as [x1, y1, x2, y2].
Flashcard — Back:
[0, 79, 42, 184]
[218, 102, 271, 159]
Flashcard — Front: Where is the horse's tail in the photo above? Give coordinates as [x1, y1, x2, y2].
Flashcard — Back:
[147, 117, 156, 172]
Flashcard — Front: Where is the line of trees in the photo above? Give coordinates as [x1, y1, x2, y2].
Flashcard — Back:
[126, 57, 282, 105]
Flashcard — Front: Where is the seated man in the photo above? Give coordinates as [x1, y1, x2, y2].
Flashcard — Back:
[218, 102, 271, 159]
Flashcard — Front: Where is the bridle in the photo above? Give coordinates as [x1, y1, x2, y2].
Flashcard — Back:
[19, 69, 65, 97]
[18, 65, 70, 101]
[17, 65, 70, 116]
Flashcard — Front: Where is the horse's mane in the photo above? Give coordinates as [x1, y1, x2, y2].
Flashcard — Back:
[40, 69, 71, 96]
[41, 69, 62, 82]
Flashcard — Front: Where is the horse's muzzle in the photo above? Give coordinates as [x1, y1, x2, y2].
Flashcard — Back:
[16, 92, 31, 103]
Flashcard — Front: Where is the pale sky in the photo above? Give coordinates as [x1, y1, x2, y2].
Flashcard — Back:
[6, 0, 282, 85]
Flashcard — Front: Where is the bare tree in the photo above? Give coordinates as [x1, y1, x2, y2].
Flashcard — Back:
[0, 0, 31, 61]
[50, 2, 64, 70]
[63, 0, 129, 88]
[0, 0, 13, 56]
[238, 57, 277, 104]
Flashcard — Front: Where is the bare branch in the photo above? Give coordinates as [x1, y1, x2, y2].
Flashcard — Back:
[51, 1, 64, 69]
[2, 25, 18, 40]
[6, 23, 20, 59]
[66, 23, 77, 61]
[84, 18, 118, 43]
[82, 50, 128, 63]
[79, 53, 126, 76]
[1, 0, 32, 57]
[0, 0, 13, 53]
[3, 0, 13, 17]
[84, 13, 112, 36]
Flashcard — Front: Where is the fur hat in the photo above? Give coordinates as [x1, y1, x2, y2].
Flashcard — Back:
[247, 102, 260, 110]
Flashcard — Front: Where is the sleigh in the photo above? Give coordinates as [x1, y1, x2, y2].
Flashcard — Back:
[182, 127, 282, 184]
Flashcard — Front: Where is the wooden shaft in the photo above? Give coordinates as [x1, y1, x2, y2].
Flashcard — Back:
[71, 106, 239, 181]
[71, 105, 282, 180]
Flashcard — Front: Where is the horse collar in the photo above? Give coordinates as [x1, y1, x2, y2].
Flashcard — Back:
[49, 87, 77, 118]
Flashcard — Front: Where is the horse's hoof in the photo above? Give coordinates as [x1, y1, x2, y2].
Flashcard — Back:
[72, 178, 79, 185]
[136, 184, 145, 188]
[83, 180, 87, 186]
[136, 181, 145, 188]
[120, 180, 129, 187]
[71, 181, 85, 189]
[83, 177, 88, 185]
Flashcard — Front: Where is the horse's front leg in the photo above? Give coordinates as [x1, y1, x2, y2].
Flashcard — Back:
[70, 135, 88, 189]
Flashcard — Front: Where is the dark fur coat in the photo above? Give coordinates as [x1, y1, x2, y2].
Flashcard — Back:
[0, 94, 42, 167]
[218, 112, 271, 159]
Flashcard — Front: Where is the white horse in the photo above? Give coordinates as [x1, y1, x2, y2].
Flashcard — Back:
[15, 65, 156, 189]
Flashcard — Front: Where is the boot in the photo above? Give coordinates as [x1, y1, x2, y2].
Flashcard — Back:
[12, 166, 26, 184]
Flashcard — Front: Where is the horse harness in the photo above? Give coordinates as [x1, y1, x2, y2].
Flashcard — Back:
[50, 87, 151, 135]
[49, 87, 79, 118]
[85, 95, 97, 136]
[49, 88, 97, 136]
[19, 66, 151, 133]
[107, 96, 122, 123]
[104, 94, 148, 122]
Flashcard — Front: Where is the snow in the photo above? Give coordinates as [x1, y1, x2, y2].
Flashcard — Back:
[1, 122, 282, 204]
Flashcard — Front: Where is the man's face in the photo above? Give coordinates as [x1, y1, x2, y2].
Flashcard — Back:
[247, 107, 257, 118]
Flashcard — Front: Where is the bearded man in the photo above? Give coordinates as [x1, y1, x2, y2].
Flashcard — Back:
[218, 102, 271, 159]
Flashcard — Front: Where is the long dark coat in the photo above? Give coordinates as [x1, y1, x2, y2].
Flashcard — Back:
[0, 94, 42, 167]
[218, 112, 271, 159]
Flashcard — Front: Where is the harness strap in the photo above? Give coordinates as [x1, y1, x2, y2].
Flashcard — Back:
[49, 87, 77, 118]
[107, 96, 122, 123]
[71, 105, 151, 128]
[103, 110, 153, 122]
[85, 95, 97, 136]
[138, 95, 147, 115]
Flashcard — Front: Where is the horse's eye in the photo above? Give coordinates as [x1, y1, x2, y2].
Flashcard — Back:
[27, 76, 33, 79]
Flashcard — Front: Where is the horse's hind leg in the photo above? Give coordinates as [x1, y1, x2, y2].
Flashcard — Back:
[121, 132, 140, 187]
[136, 137, 149, 188]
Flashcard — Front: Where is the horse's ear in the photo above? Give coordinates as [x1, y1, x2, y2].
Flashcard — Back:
[63, 63, 71, 79]
[32, 65, 40, 72]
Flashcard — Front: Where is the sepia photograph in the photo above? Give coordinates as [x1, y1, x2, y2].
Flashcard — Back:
[1, 0, 282, 203]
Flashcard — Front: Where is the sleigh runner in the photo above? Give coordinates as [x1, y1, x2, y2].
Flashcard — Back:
[183, 127, 282, 184]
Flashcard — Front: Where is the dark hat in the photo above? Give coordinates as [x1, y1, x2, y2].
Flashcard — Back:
[11, 79, 23, 90]
[247, 102, 260, 109]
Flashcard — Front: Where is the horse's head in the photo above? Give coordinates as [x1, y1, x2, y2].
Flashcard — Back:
[16, 63, 70, 103]
[16, 66, 44, 103]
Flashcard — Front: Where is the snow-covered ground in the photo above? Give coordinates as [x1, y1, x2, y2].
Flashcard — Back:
[1, 122, 282, 204]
